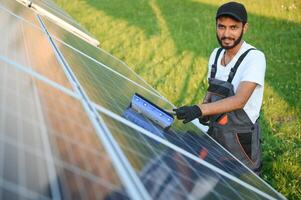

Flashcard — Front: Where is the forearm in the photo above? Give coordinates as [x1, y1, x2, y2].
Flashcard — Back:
[199, 81, 257, 116]
[198, 95, 245, 116]
[174, 82, 257, 123]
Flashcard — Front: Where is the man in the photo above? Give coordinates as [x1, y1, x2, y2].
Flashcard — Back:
[173, 1, 266, 175]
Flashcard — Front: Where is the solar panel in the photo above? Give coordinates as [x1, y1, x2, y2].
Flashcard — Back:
[96, 112, 277, 200]
[0, 59, 130, 200]
[0, 5, 74, 90]
[30, 0, 92, 36]
[39, 15, 162, 97]
[0, 0, 39, 26]
[0, 0, 287, 199]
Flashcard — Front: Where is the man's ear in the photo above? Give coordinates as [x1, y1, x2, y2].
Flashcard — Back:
[243, 23, 249, 34]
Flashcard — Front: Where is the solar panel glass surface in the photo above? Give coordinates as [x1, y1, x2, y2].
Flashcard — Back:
[0, 58, 130, 200]
[0, 0, 286, 199]
[0, 4, 74, 90]
[96, 111, 283, 200]
[0, 0, 40, 26]
[39, 15, 161, 96]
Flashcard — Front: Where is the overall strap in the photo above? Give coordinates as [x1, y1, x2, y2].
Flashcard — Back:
[227, 48, 256, 83]
[210, 48, 223, 78]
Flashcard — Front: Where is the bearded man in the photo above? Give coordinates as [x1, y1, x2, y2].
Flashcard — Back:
[174, 2, 266, 175]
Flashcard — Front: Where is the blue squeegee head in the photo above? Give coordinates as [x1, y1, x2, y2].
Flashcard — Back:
[131, 93, 174, 129]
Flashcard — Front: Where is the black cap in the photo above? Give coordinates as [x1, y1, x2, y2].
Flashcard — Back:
[216, 2, 247, 23]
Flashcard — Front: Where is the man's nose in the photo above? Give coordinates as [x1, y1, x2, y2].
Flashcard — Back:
[223, 27, 231, 37]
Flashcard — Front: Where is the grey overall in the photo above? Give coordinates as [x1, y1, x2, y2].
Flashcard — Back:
[207, 48, 262, 175]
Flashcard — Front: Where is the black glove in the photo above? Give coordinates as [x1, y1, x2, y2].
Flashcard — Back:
[173, 105, 202, 124]
[199, 116, 210, 125]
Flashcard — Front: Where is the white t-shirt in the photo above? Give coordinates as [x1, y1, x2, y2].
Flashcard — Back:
[207, 41, 266, 123]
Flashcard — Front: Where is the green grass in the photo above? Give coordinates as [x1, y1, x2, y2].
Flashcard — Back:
[54, 0, 301, 199]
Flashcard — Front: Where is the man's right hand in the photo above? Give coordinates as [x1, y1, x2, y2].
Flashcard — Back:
[173, 105, 202, 124]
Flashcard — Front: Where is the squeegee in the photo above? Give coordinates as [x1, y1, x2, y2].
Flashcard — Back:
[129, 93, 175, 129]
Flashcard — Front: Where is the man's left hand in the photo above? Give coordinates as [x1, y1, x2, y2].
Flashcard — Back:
[173, 105, 202, 124]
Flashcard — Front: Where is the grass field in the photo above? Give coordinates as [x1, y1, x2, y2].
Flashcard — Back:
[54, 0, 301, 199]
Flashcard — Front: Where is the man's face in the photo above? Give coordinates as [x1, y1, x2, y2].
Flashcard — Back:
[216, 16, 247, 49]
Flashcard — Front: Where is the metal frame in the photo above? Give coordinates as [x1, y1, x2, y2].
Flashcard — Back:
[16, 0, 100, 47]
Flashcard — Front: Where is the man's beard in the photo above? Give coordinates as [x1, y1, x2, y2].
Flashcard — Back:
[217, 30, 244, 50]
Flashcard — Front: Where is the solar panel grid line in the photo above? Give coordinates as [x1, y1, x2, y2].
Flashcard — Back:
[26, 1, 100, 47]
[92, 103, 279, 200]
[111, 125, 194, 199]
[46, 22, 162, 97]
[45, 141, 101, 200]
[56, 158, 121, 194]
[19, 14, 56, 193]
[128, 125, 195, 199]
[0, 1, 39, 29]
[0, 132, 125, 199]
[47, 145, 124, 193]
[0, 4, 75, 90]
[51, 36, 167, 103]
[0, 64, 8, 200]
[32, 77, 62, 200]
[101, 116, 270, 200]
[1, 14, 131, 197]
[1, 63, 55, 199]
[0, 74, 131, 197]
[0, 56, 79, 100]
[15, 68, 27, 199]
[35, 16, 163, 98]
[0, 135, 51, 200]
[0, 9, 125, 194]
[63, 48, 128, 117]
[36, 14, 151, 200]
[90, 44, 163, 98]
[51, 130, 105, 159]
[52, 125, 89, 199]
[0, 178, 50, 200]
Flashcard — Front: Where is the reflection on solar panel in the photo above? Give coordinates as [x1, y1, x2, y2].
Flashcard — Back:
[0, 0, 286, 199]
